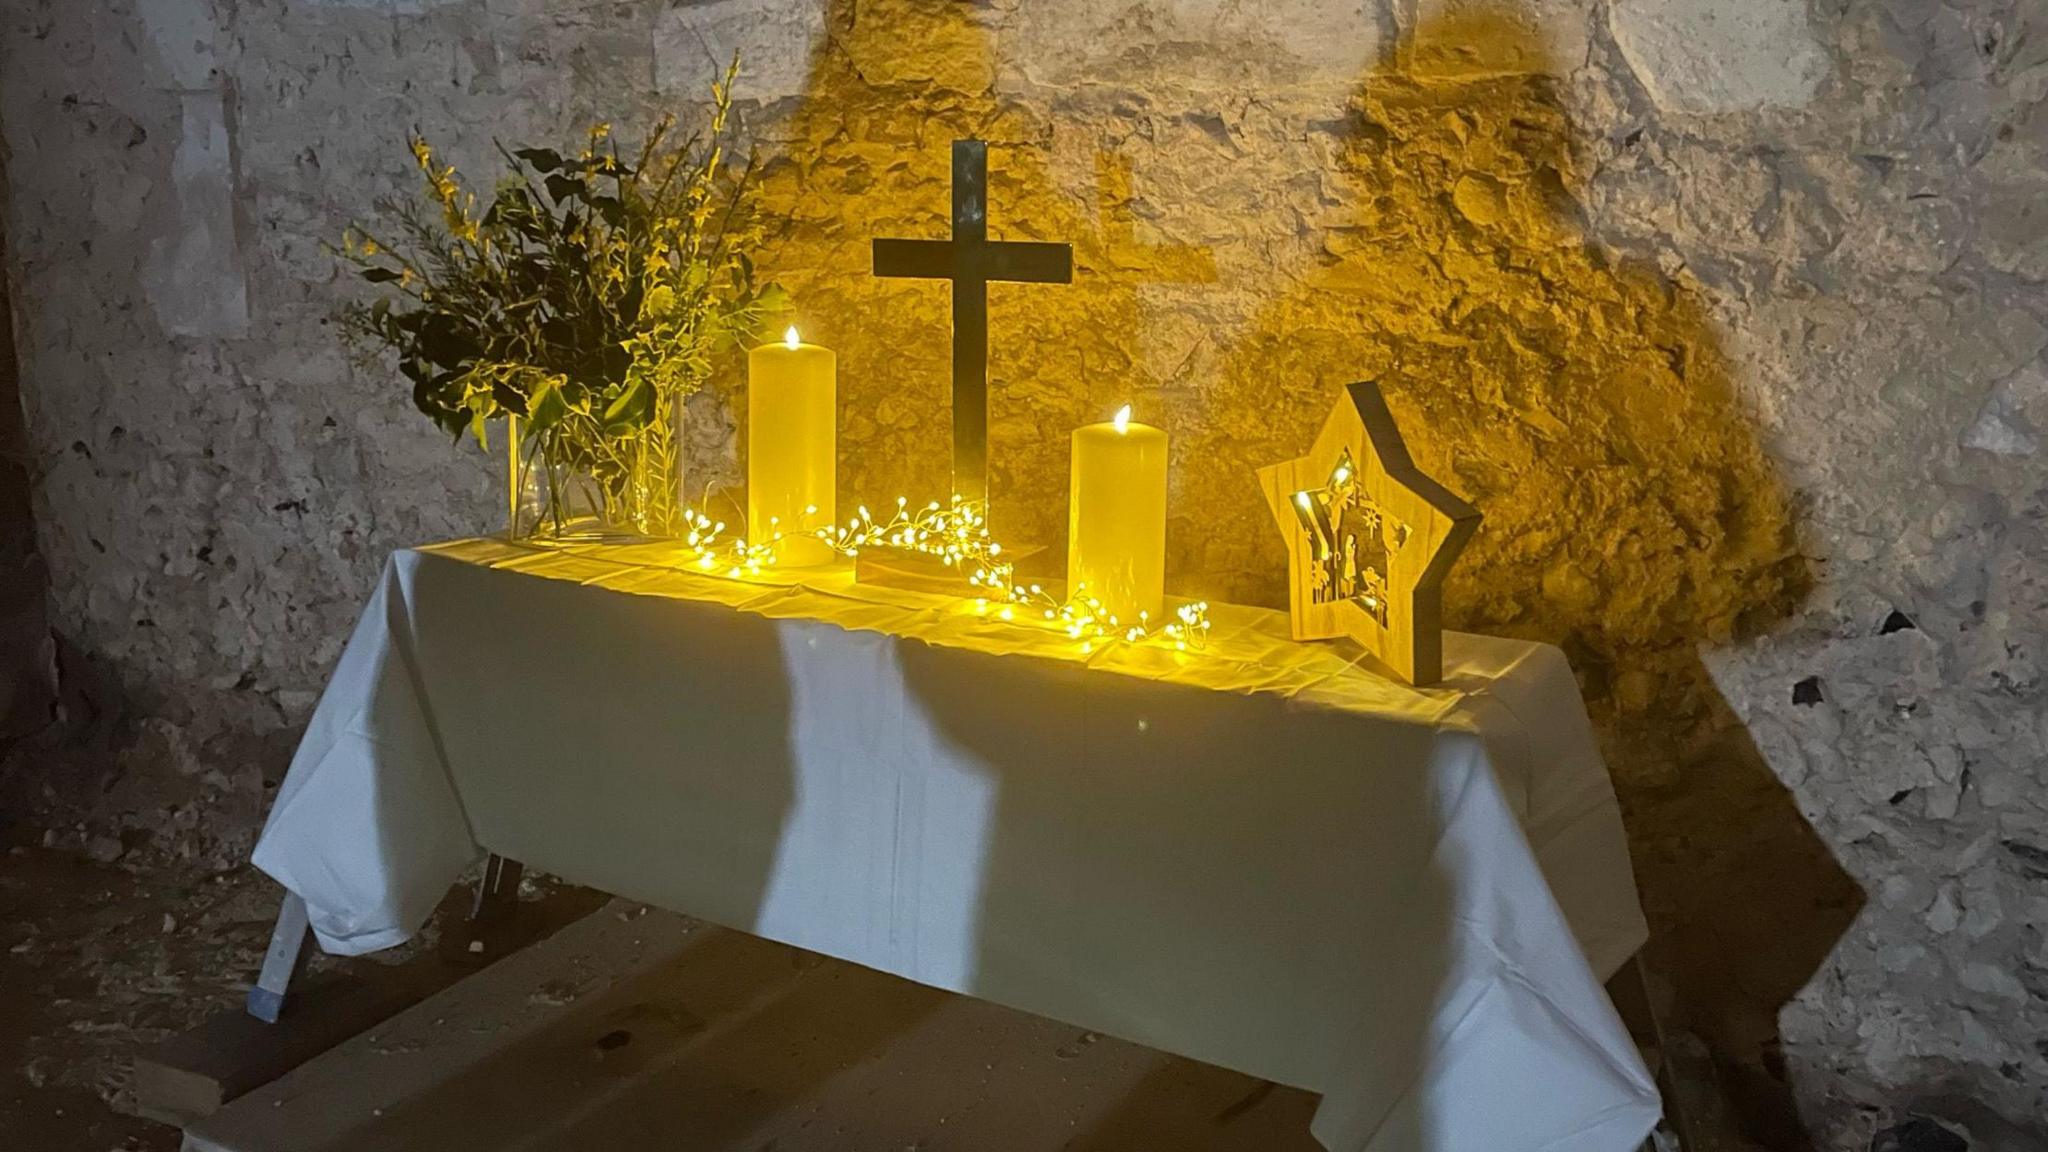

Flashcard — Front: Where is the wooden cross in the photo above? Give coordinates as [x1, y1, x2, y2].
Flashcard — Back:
[874, 140, 1073, 505]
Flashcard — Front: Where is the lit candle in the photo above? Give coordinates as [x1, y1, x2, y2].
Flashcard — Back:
[1068, 404, 1168, 629]
[748, 326, 835, 566]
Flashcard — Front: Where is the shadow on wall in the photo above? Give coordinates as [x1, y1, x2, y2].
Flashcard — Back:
[1188, 10, 1866, 1146]
[0, 169, 53, 756]
[1187, 8, 1875, 1139]
[745, 0, 1863, 1145]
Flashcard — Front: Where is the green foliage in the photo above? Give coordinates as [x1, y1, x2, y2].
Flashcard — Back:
[335, 57, 783, 533]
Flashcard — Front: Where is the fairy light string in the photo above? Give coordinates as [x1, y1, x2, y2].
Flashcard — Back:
[674, 494, 1211, 651]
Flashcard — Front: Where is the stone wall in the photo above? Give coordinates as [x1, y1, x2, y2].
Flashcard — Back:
[2, 0, 2044, 1145]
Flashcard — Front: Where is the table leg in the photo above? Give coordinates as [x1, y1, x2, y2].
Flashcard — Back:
[246, 891, 312, 1023]
[1607, 952, 1694, 1152]
[458, 854, 524, 959]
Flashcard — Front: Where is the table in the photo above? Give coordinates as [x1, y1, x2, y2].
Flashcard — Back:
[252, 539, 1661, 1151]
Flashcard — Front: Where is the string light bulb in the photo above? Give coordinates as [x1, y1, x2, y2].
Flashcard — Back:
[672, 494, 1212, 653]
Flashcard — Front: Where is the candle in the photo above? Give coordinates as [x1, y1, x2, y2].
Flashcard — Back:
[748, 326, 836, 566]
[1068, 404, 1168, 628]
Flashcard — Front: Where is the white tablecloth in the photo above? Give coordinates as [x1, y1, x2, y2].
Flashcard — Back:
[254, 539, 1658, 1152]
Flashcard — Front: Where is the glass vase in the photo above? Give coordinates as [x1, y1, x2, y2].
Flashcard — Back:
[502, 392, 690, 541]
[503, 415, 599, 540]
[504, 414, 542, 539]
[591, 390, 687, 538]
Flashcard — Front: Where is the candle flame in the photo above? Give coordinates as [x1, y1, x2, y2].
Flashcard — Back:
[1112, 404, 1132, 434]
[783, 325, 801, 350]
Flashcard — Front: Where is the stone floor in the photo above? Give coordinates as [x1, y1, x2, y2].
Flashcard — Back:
[0, 830, 2023, 1152]
[0, 835, 600, 1152]
[0, 838, 267, 1151]
[184, 901, 1336, 1152]
[2, 840, 1324, 1152]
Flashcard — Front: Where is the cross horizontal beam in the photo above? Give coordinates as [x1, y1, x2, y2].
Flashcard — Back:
[873, 237, 1073, 284]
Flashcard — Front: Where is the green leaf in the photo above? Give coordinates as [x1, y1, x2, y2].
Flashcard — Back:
[417, 315, 479, 368]
[513, 148, 563, 173]
[544, 173, 586, 204]
[491, 375, 528, 416]
[413, 375, 466, 432]
[528, 378, 568, 431]
[601, 376, 654, 431]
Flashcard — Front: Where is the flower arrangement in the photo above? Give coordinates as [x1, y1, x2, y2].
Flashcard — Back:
[336, 57, 781, 536]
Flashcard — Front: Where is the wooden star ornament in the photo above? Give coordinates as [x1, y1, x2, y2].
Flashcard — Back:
[1257, 382, 1480, 686]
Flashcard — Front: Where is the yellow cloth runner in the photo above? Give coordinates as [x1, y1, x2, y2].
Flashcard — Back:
[421, 535, 1530, 728]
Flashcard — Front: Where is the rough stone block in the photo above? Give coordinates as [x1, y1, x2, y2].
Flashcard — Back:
[1607, 0, 1828, 113]
[654, 0, 824, 103]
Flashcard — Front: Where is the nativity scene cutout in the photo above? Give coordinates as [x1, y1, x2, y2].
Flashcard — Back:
[1291, 447, 1410, 629]
[1259, 381, 1480, 686]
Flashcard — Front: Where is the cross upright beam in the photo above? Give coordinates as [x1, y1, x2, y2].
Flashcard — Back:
[874, 139, 1072, 505]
